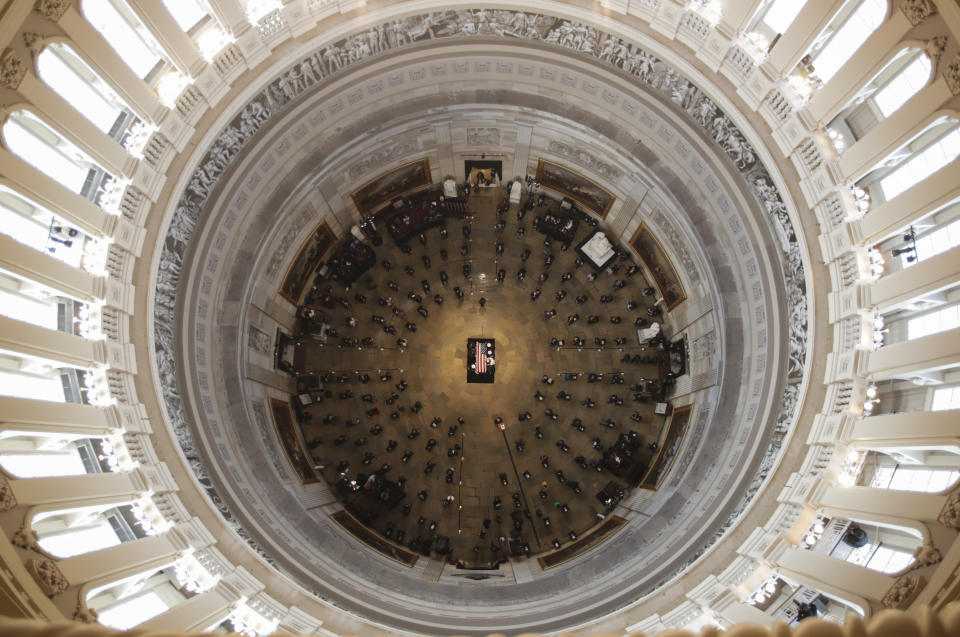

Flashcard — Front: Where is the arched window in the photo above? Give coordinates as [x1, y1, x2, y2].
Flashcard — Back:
[81, 0, 166, 80]
[0, 271, 63, 331]
[761, 0, 807, 34]
[0, 353, 106, 405]
[873, 52, 932, 117]
[744, 0, 809, 54]
[0, 269, 103, 338]
[90, 570, 186, 630]
[906, 302, 960, 340]
[842, 537, 915, 573]
[872, 464, 960, 491]
[0, 442, 91, 478]
[160, 0, 230, 62]
[37, 43, 139, 142]
[816, 518, 920, 574]
[0, 353, 73, 403]
[809, 0, 887, 84]
[932, 385, 960, 411]
[2, 110, 113, 202]
[0, 369, 66, 402]
[828, 48, 932, 145]
[0, 185, 91, 268]
[33, 503, 144, 557]
[161, 0, 208, 32]
[907, 217, 960, 266]
[880, 126, 960, 201]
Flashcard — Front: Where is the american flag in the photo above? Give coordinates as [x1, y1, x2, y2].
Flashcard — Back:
[475, 342, 486, 374]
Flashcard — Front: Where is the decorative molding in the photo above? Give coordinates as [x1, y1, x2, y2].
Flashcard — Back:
[466, 126, 500, 146]
[945, 54, 960, 96]
[153, 7, 809, 603]
[0, 475, 18, 512]
[925, 36, 947, 73]
[26, 558, 67, 596]
[911, 544, 942, 569]
[937, 491, 960, 528]
[34, 0, 71, 21]
[12, 528, 39, 551]
[898, 0, 936, 26]
[22, 33, 43, 61]
[265, 206, 316, 279]
[650, 207, 700, 285]
[73, 607, 98, 623]
[346, 141, 418, 178]
[547, 139, 622, 180]
[751, 172, 806, 380]
[668, 405, 711, 489]
[0, 49, 26, 90]
[247, 325, 272, 355]
[691, 331, 716, 361]
[881, 575, 924, 609]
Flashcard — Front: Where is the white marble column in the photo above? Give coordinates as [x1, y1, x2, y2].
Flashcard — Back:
[799, 12, 912, 128]
[866, 328, 960, 380]
[15, 72, 133, 179]
[844, 410, 960, 453]
[852, 161, 960, 247]
[138, 580, 241, 631]
[836, 78, 954, 184]
[0, 396, 123, 439]
[36, 531, 187, 596]
[56, 5, 167, 123]
[0, 234, 101, 305]
[761, 0, 846, 80]
[125, 0, 206, 77]
[0, 148, 117, 239]
[2, 470, 152, 512]
[865, 246, 960, 312]
[769, 539, 895, 612]
[206, 0, 251, 36]
[814, 484, 946, 524]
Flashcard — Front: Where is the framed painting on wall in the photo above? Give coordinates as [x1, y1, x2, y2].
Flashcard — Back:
[629, 223, 687, 311]
[351, 158, 432, 216]
[639, 405, 693, 490]
[279, 221, 335, 305]
[536, 159, 615, 218]
[269, 398, 320, 484]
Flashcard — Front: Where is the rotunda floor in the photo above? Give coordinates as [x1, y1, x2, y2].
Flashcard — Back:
[297, 188, 671, 566]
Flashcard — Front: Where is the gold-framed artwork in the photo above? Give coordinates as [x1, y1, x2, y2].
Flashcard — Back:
[629, 223, 687, 311]
[269, 398, 320, 484]
[279, 221, 335, 305]
[535, 159, 615, 218]
[351, 158, 432, 216]
[639, 405, 693, 490]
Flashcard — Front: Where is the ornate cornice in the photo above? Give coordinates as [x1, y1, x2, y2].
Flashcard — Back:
[898, 0, 937, 26]
[925, 36, 947, 73]
[882, 575, 924, 609]
[26, 558, 67, 596]
[153, 6, 808, 617]
[0, 474, 18, 512]
[0, 49, 26, 91]
[938, 490, 960, 527]
[945, 54, 960, 96]
[34, 0, 71, 22]
[22, 33, 43, 62]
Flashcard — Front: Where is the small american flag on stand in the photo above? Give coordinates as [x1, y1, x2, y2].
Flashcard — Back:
[475, 342, 486, 374]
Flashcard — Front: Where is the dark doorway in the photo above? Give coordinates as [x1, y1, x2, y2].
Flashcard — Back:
[464, 160, 503, 187]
